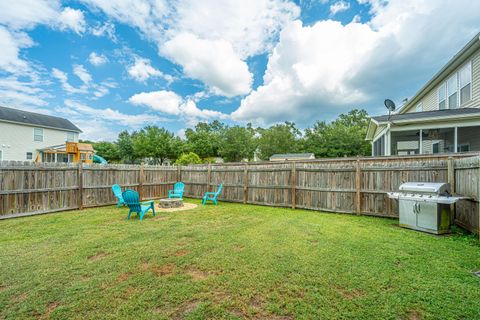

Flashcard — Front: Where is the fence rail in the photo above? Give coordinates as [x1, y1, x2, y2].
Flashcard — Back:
[1, 154, 479, 235]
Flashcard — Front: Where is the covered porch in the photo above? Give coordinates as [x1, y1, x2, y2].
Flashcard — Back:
[367, 108, 480, 156]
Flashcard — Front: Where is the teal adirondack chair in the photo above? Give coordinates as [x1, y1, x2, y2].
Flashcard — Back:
[168, 182, 185, 199]
[202, 183, 223, 205]
[122, 189, 155, 221]
[112, 184, 125, 207]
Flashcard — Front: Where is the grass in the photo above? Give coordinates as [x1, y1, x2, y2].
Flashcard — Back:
[1, 200, 479, 320]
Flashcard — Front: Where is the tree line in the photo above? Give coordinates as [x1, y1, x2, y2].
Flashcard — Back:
[83, 109, 372, 165]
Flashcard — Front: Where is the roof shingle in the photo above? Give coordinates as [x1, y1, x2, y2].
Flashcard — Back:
[372, 108, 480, 123]
[0, 106, 81, 132]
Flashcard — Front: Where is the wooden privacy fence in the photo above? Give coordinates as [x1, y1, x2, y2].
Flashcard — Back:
[0, 154, 479, 235]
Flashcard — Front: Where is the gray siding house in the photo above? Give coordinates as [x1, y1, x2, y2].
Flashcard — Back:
[366, 32, 480, 156]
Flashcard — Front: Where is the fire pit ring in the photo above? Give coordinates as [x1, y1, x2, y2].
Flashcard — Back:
[158, 198, 183, 209]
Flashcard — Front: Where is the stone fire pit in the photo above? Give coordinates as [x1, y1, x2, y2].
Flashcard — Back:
[158, 198, 183, 209]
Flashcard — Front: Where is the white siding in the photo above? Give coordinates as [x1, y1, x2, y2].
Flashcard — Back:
[404, 48, 480, 113]
[0, 121, 79, 161]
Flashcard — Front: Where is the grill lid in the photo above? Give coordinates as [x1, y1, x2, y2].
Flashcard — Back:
[398, 182, 450, 195]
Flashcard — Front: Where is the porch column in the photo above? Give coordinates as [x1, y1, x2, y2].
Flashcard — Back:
[386, 124, 391, 156]
[419, 129, 423, 154]
[454, 127, 458, 153]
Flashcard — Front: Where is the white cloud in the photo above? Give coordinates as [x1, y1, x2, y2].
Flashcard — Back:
[330, 1, 350, 15]
[81, 0, 299, 96]
[58, 7, 86, 34]
[128, 90, 228, 124]
[128, 90, 182, 115]
[127, 57, 165, 82]
[73, 64, 93, 85]
[0, 2, 87, 75]
[233, 0, 480, 124]
[0, 77, 50, 109]
[0, 0, 61, 29]
[0, 27, 33, 73]
[162, 33, 253, 97]
[0, 1, 86, 34]
[63, 99, 168, 128]
[91, 21, 116, 41]
[88, 52, 108, 66]
[52, 68, 87, 94]
[167, 0, 300, 58]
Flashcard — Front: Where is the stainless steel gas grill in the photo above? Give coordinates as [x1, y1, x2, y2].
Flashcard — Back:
[387, 182, 461, 234]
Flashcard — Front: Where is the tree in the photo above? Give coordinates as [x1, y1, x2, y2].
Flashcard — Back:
[256, 122, 301, 160]
[92, 141, 120, 163]
[117, 131, 136, 164]
[303, 109, 371, 157]
[218, 125, 257, 162]
[174, 152, 202, 165]
[184, 120, 225, 159]
[131, 126, 175, 164]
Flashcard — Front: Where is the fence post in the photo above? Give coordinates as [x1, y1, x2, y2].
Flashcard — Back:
[78, 162, 83, 210]
[177, 166, 182, 182]
[478, 157, 480, 239]
[447, 156, 455, 225]
[139, 164, 144, 201]
[207, 164, 211, 192]
[355, 159, 361, 215]
[291, 162, 296, 209]
[243, 163, 248, 204]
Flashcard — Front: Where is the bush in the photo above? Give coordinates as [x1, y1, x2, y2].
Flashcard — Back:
[174, 152, 202, 166]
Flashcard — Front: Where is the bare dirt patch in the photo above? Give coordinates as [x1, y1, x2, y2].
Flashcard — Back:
[171, 300, 200, 319]
[187, 268, 211, 281]
[40, 302, 59, 319]
[140, 261, 151, 271]
[87, 252, 109, 261]
[152, 263, 175, 277]
[11, 292, 27, 303]
[335, 286, 366, 300]
[233, 245, 245, 252]
[174, 249, 190, 257]
[116, 272, 132, 282]
[401, 309, 423, 320]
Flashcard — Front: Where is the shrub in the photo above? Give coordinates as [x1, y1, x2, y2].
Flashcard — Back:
[174, 152, 202, 165]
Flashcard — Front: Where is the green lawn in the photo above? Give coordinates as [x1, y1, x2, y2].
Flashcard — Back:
[1, 200, 479, 320]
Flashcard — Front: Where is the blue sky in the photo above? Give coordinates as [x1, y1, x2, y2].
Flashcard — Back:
[0, 0, 479, 140]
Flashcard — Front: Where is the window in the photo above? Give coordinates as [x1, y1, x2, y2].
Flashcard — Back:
[459, 63, 472, 105]
[373, 135, 385, 156]
[457, 144, 470, 152]
[447, 74, 458, 109]
[438, 83, 446, 109]
[438, 62, 472, 109]
[66, 132, 75, 142]
[88, 154, 93, 160]
[416, 102, 423, 112]
[81, 153, 86, 161]
[26, 152, 33, 160]
[34, 128, 43, 142]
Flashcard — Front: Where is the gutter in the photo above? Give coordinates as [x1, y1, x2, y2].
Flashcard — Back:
[375, 112, 480, 126]
[0, 119, 82, 133]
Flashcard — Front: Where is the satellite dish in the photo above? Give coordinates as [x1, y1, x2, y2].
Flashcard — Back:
[384, 99, 396, 112]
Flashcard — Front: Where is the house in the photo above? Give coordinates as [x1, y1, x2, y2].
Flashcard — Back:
[366, 32, 480, 156]
[270, 153, 315, 161]
[0, 106, 92, 163]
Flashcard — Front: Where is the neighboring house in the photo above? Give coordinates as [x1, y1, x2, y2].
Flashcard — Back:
[0, 106, 87, 162]
[270, 153, 315, 161]
[366, 32, 480, 156]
